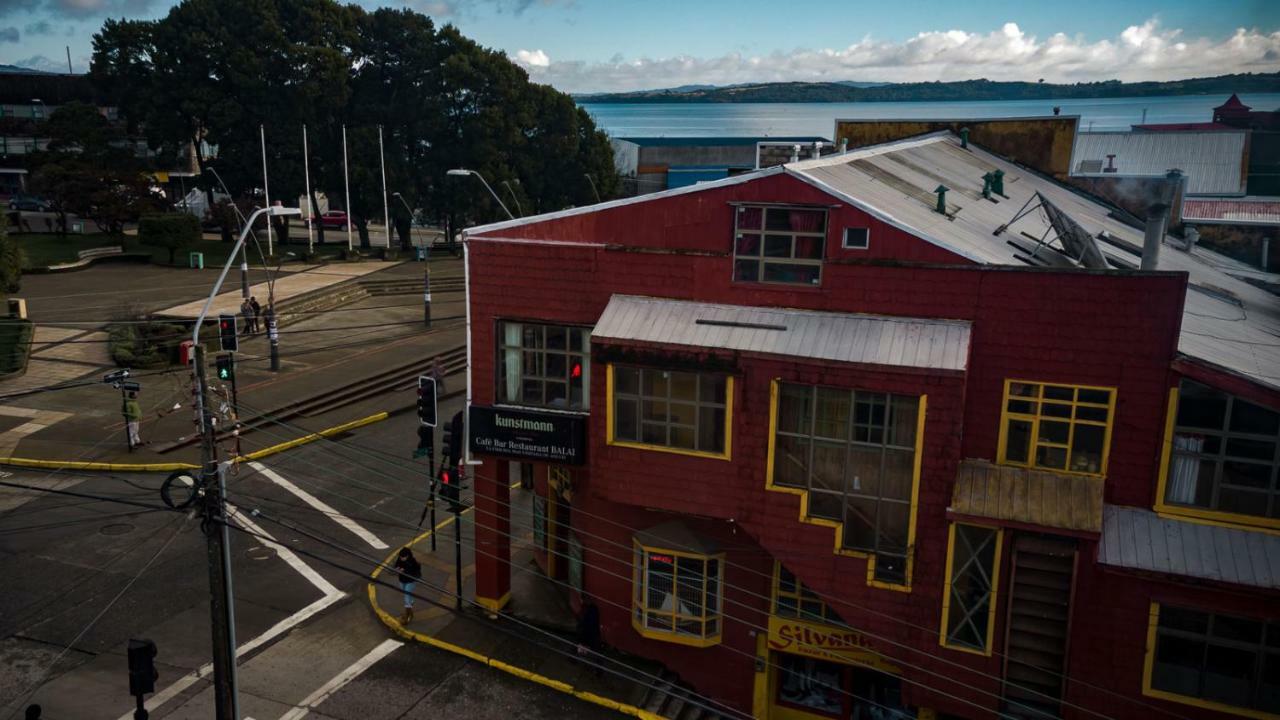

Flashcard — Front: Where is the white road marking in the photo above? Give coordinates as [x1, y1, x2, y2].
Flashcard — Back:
[119, 503, 346, 720]
[249, 460, 389, 550]
[277, 639, 403, 720]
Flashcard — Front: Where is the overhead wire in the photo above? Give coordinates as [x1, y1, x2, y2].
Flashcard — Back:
[1, 510, 192, 720]
[219, 411, 1049, 720]
[219, 505, 757, 720]
[225, 398, 1181, 720]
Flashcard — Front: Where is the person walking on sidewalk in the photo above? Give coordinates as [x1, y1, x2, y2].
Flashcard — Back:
[123, 390, 142, 451]
[240, 298, 255, 335]
[393, 547, 421, 625]
[249, 296, 263, 334]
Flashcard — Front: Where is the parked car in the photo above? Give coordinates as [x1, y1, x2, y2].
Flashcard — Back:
[8, 194, 50, 212]
[319, 210, 349, 230]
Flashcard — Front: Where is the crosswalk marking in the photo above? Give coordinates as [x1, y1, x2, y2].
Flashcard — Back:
[249, 460, 389, 550]
[277, 639, 404, 720]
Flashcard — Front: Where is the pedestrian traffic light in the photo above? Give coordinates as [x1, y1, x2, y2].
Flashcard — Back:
[416, 376, 437, 427]
[215, 354, 234, 382]
[440, 421, 453, 470]
[439, 467, 461, 513]
[126, 638, 158, 697]
[218, 314, 238, 352]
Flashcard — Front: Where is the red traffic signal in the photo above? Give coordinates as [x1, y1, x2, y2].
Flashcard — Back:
[217, 313, 238, 352]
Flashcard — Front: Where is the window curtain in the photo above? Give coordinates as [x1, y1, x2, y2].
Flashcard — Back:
[503, 322, 522, 402]
[737, 206, 763, 229]
[1166, 434, 1204, 504]
[788, 209, 822, 232]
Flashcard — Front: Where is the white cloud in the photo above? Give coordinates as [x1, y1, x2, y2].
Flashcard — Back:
[514, 48, 550, 67]
[519, 20, 1280, 94]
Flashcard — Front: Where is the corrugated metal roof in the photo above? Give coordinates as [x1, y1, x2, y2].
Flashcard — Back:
[787, 133, 1280, 392]
[1071, 131, 1247, 195]
[592, 295, 971, 371]
[1183, 197, 1280, 226]
[1098, 505, 1280, 590]
[949, 459, 1104, 534]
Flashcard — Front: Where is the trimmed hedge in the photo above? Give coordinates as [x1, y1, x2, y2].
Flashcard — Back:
[107, 320, 186, 368]
[0, 319, 33, 376]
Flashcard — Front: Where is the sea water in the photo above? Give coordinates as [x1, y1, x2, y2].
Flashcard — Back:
[580, 93, 1280, 139]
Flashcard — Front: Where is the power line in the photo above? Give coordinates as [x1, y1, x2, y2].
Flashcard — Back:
[225, 401, 1177, 720]
[217, 418, 1039, 720]
[219, 506, 757, 720]
[2, 512, 191, 720]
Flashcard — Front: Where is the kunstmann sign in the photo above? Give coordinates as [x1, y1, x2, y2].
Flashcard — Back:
[468, 405, 586, 465]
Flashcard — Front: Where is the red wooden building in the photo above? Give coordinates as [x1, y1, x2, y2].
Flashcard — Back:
[462, 132, 1280, 720]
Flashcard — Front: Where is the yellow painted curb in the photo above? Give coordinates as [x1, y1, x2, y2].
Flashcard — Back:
[366, 491, 664, 720]
[0, 411, 390, 473]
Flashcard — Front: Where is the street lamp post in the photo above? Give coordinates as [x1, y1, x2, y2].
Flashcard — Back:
[190, 204, 300, 720]
[394, 192, 431, 328]
[446, 168, 514, 221]
[584, 173, 602, 203]
[500, 180, 524, 217]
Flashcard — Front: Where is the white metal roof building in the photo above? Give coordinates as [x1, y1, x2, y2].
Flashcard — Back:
[784, 132, 1280, 392]
[1070, 130, 1249, 195]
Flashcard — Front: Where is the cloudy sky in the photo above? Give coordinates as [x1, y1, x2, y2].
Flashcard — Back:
[1, 0, 1277, 93]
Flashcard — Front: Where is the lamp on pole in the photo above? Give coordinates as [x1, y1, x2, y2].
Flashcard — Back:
[500, 180, 524, 217]
[446, 168, 514, 220]
[584, 173, 601, 203]
[395, 192, 431, 328]
[190, 203, 299, 720]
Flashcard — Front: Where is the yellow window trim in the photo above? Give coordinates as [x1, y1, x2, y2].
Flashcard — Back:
[765, 379, 924, 592]
[631, 539, 725, 648]
[1142, 601, 1280, 720]
[996, 378, 1116, 478]
[1153, 386, 1280, 534]
[937, 522, 1004, 657]
[771, 561, 841, 625]
[605, 364, 733, 461]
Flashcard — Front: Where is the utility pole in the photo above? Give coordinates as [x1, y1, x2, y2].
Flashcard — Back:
[454, 470, 462, 610]
[193, 344, 240, 719]
[267, 304, 279, 372]
[423, 248, 431, 328]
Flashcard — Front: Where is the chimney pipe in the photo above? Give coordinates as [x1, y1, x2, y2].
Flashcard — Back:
[839, 138, 848, 153]
[813, 140, 822, 159]
[1104, 154, 1117, 173]
[1140, 171, 1183, 270]
[791, 144, 800, 163]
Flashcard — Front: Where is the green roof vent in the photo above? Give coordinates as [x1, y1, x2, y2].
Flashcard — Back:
[992, 169, 1005, 196]
[959, 127, 970, 149]
[934, 185, 950, 214]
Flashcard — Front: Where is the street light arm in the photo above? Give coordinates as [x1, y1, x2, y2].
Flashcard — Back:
[192, 206, 300, 344]
[471, 173, 514, 220]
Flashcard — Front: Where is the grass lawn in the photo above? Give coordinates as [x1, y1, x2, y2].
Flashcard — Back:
[15, 232, 353, 270]
[15, 233, 130, 269]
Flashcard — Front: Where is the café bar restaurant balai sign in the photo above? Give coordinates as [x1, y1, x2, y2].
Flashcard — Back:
[468, 405, 586, 465]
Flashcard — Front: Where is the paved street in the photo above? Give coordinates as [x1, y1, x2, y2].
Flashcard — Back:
[0, 410, 622, 719]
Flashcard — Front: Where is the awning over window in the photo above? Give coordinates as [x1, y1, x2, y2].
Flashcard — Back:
[1098, 505, 1280, 590]
[634, 520, 721, 555]
[592, 295, 971, 372]
[949, 459, 1104, 535]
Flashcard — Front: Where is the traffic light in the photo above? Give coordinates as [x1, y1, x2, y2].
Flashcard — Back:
[440, 420, 453, 469]
[414, 424, 433, 460]
[218, 314, 238, 352]
[417, 376, 437, 427]
[127, 638, 158, 697]
[439, 466, 461, 513]
[215, 354, 235, 382]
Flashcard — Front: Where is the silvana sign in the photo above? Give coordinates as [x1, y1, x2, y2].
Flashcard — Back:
[766, 615, 897, 673]
[468, 405, 587, 465]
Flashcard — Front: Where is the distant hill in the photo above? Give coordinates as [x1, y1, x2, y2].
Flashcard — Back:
[576, 73, 1280, 104]
[0, 64, 54, 75]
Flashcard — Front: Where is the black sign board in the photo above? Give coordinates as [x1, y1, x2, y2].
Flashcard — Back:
[468, 405, 586, 465]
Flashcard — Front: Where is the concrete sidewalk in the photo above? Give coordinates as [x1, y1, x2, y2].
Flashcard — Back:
[155, 261, 398, 319]
[368, 485, 671, 720]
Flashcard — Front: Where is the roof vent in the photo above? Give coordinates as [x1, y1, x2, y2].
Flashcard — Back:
[992, 169, 1005, 197]
[982, 172, 994, 200]
[934, 185, 950, 214]
[960, 127, 970, 149]
[1104, 154, 1118, 173]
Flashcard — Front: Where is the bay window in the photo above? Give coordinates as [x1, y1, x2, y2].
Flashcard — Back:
[632, 541, 724, 646]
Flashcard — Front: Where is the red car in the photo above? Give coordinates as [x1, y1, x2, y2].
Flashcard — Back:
[318, 210, 349, 230]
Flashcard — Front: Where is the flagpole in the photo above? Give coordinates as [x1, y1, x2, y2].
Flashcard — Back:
[303, 124, 314, 255]
[342, 124, 352, 252]
[260, 124, 273, 256]
[379, 124, 390, 249]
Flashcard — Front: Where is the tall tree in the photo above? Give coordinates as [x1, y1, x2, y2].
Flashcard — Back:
[90, 0, 619, 238]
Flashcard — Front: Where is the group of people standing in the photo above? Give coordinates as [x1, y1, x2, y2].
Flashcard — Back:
[240, 296, 265, 335]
